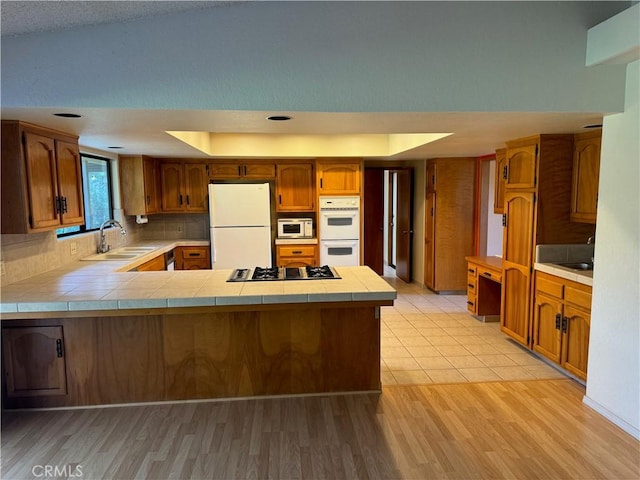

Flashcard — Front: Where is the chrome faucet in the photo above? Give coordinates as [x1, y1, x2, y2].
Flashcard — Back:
[587, 235, 595, 245]
[98, 219, 126, 253]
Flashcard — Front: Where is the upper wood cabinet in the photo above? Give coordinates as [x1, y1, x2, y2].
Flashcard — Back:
[2, 326, 67, 397]
[159, 161, 208, 213]
[571, 130, 601, 224]
[423, 158, 476, 293]
[317, 159, 362, 195]
[1, 121, 85, 234]
[493, 148, 507, 214]
[500, 134, 595, 348]
[276, 162, 315, 212]
[208, 161, 276, 180]
[120, 155, 160, 215]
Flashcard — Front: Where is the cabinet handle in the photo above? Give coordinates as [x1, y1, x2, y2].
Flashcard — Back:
[279, 194, 282, 204]
[468, 268, 475, 273]
[320, 178, 323, 189]
[244, 165, 247, 176]
[482, 272, 492, 278]
[146, 195, 150, 205]
[186, 195, 190, 206]
[179, 194, 183, 205]
[56, 339, 63, 358]
[468, 283, 474, 288]
[555, 313, 562, 330]
[432, 175, 435, 186]
[292, 250, 303, 254]
[61, 197, 68, 213]
[562, 316, 568, 333]
[502, 214, 507, 227]
[54, 196, 62, 214]
[188, 252, 201, 257]
[467, 301, 474, 306]
[503, 165, 508, 180]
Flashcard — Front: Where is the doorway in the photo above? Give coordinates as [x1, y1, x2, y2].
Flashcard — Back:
[364, 167, 413, 282]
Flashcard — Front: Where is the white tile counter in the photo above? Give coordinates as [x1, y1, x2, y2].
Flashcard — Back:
[0, 241, 396, 316]
[534, 263, 593, 286]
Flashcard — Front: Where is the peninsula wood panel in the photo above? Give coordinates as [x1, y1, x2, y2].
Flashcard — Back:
[2, 305, 381, 408]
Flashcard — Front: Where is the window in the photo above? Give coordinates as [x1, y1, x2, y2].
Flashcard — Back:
[57, 154, 113, 237]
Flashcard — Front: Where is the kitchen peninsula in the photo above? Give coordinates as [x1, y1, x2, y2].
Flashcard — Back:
[0, 242, 396, 409]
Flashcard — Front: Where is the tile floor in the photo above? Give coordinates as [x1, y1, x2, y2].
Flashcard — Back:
[380, 270, 568, 385]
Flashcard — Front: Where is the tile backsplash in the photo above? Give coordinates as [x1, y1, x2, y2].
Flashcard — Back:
[0, 213, 209, 286]
[535, 244, 595, 263]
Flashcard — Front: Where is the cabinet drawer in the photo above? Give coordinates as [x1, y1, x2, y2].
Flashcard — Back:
[467, 264, 477, 277]
[278, 245, 316, 257]
[180, 246, 208, 258]
[565, 286, 592, 310]
[536, 275, 564, 298]
[467, 274, 477, 294]
[478, 268, 502, 283]
[466, 294, 477, 314]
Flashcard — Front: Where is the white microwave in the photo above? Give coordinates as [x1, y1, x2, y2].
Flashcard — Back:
[277, 218, 313, 238]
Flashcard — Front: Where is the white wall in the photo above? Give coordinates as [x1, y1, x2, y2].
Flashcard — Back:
[1, 2, 628, 113]
[584, 59, 640, 439]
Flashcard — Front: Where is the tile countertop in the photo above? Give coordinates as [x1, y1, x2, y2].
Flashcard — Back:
[534, 263, 593, 287]
[0, 240, 396, 315]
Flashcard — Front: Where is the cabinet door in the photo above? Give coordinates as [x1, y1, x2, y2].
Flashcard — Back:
[143, 157, 159, 214]
[493, 148, 506, 214]
[55, 140, 85, 226]
[184, 163, 208, 212]
[562, 305, 590, 381]
[160, 162, 185, 212]
[424, 192, 435, 288]
[502, 191, 535, 267]
[426, 161, 436, 193]
[136, 254, 166, 271]
[505, 143, 537, 189]
[500, 263, 531, 346]
[23, 132, 60, 229]
[571, 135, 601, 224]
[208, 162, 242, 179]
[2, 326, 67, 397]
[532, 292, 563, 363]
[276, 163, 315, 212]
[244, 163, 276, 179]
[318, 161, 361, 194]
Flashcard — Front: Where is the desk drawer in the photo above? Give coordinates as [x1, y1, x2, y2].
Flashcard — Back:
[467, 264, 478, 277]
[466, 293, 477, 314]
[467, 274, 477, 294]
[278, 245, 316, 257]
[478, 268, 502, 283]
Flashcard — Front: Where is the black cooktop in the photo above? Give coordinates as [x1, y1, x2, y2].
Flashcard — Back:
[227, 265, 341, 282]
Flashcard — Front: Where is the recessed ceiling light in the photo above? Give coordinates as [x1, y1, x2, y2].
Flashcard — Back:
[583, 124, 603, 129]
[108, 146, 123, 149]
[53, 113, 82, 118]
[267, 115, 292, 121]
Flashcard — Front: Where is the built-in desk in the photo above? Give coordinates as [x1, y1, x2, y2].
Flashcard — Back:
[465, 256, 503, 322]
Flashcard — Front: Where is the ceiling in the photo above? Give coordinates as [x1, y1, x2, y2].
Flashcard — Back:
[0, 1, 607, 160]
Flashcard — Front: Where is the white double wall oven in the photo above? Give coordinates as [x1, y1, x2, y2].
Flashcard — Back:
[319, 196, 360, 266]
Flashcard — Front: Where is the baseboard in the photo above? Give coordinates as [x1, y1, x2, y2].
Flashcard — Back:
[583, 395, 640, 440]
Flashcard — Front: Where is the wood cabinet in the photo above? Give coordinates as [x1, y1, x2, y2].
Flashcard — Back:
[276, 162, 315, 212]
[119, 155, 160, 215]
[1, 121, 84, 233]
[466, 256, 502, 320]
[532, 271, 591, 381]
[571, 130, 601, 224]
[136, 254, 166, 271]
[423, 158, 476, 293]
[493, 148, 507, 214]
[175, 246, 211, 270]
[2, 326, 67, 397]
[160, 161, 208, 213]
[208, 161, 276, 179]
[317, 159, 362, 195]
[276, 244, 318, 267]
[500, 135, 594, 348]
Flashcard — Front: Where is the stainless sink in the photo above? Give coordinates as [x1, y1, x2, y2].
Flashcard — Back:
[81, 246, 158, 261]
[555, 262, 593, 271]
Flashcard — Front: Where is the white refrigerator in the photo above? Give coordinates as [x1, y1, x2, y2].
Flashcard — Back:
[208, 183, 272, 269]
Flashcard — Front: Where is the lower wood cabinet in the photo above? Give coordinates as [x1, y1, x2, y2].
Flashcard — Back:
[175, 246, 211, 270]
[465, 257, 502, 320]
[136, 254, 166, 271]
[532, 271, 591, 381]
[276, 244, 318, 267]
[2, 326, 67, 397]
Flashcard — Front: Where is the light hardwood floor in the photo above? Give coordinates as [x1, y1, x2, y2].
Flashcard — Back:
[2, 379, 639, 479]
